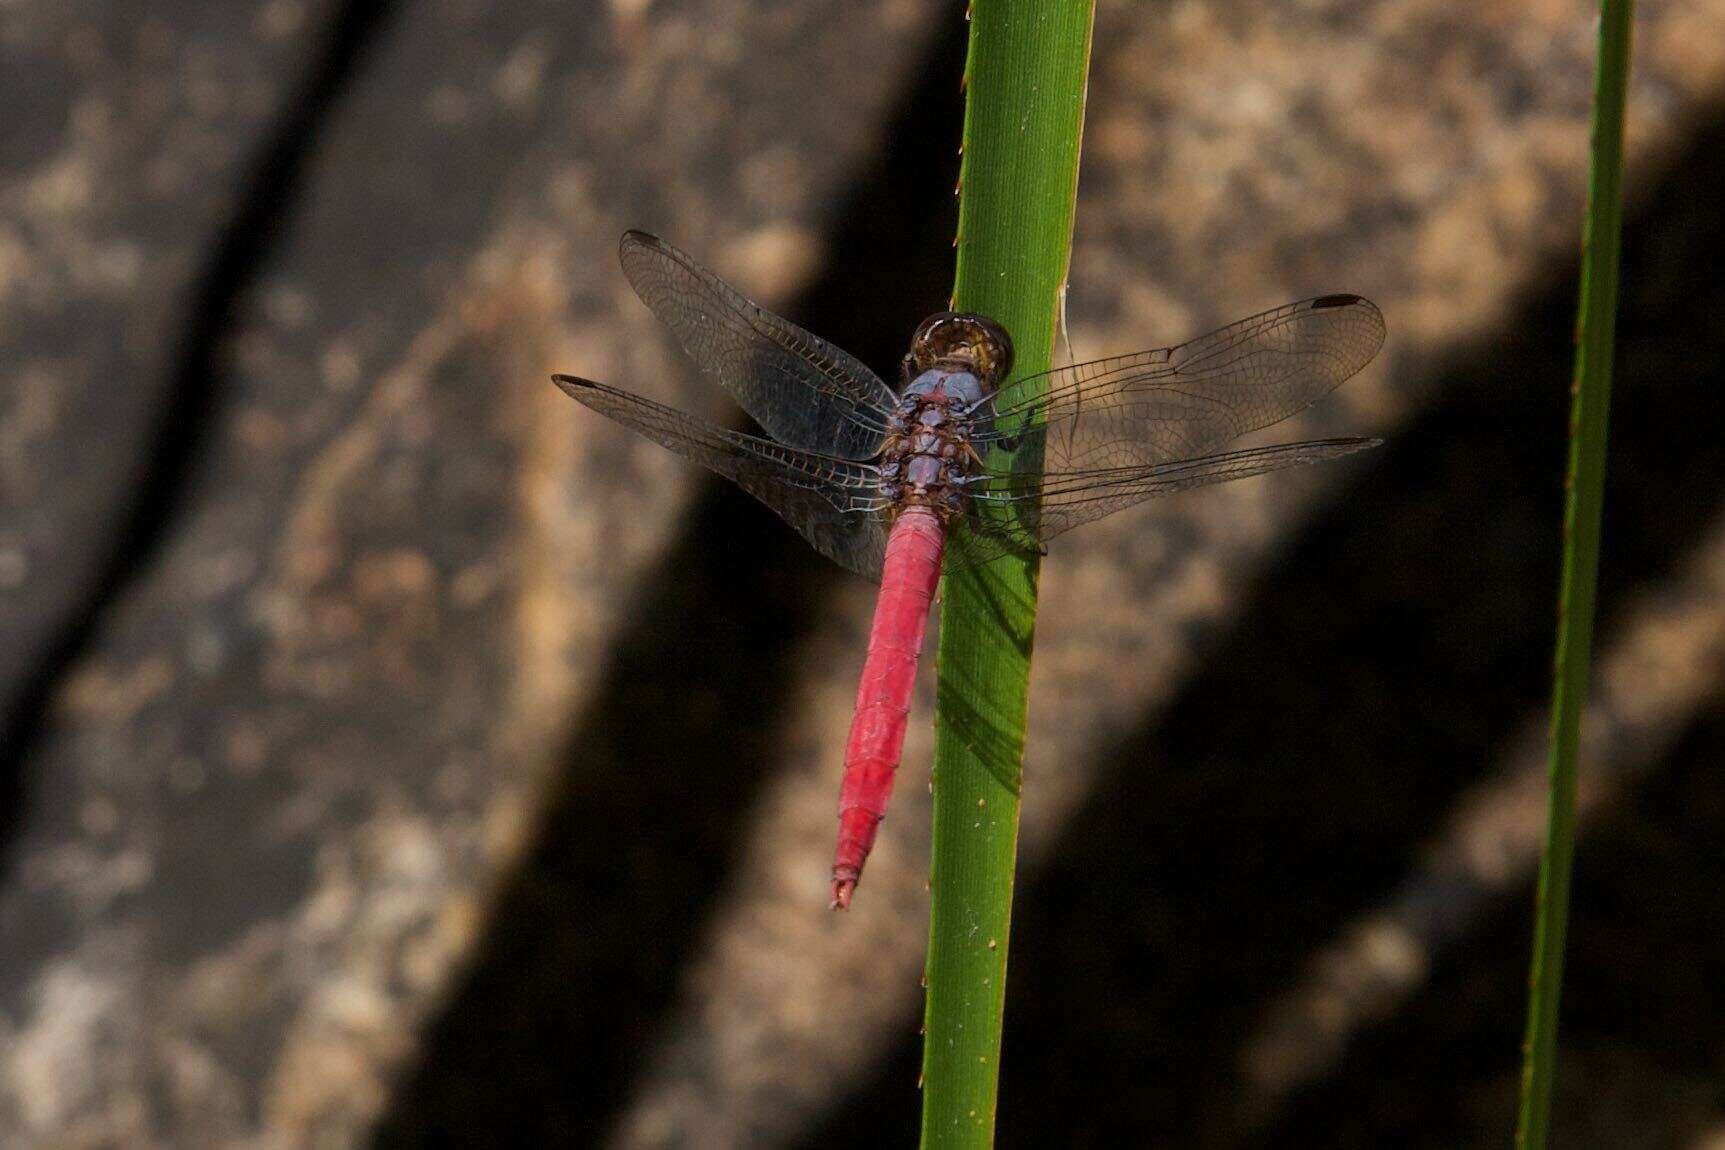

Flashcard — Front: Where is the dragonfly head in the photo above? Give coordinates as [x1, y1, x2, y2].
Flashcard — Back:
[905, 312, 1014, 392]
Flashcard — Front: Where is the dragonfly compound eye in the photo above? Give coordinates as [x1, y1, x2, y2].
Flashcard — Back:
[908, 312, 1015, 389]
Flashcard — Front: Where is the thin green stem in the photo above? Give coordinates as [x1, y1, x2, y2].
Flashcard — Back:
[1515, 0, 1633, 1144]
[920, 3, 1094, 1146]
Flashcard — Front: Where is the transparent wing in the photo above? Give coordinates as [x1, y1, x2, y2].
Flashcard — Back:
[943, 294, 1386, 568]
[554, 375, 889, 579]
[980, 294, 1387, 469]
[620, 231, 896, 459]
[945, 437, 1382, 570]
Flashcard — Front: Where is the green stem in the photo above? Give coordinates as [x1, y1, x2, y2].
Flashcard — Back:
[1515, 0, 1633, 1145]
[920, 3, 1094, 1146]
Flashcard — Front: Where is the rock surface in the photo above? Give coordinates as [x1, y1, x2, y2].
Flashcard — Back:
[1, 1, 941, 1145]
[0, 0, 345, 831]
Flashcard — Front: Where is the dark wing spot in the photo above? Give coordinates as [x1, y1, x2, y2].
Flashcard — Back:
[1309, 293, 1365, 309]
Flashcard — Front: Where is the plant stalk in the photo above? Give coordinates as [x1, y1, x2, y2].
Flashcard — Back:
[920, 2, 1095, 1145]
[1515, 0, 1634, 1144]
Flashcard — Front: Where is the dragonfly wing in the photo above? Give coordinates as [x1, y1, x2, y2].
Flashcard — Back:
[555, 375, 889, 579]
[946, 437, 1381, 570]
[981, 295, 1386, 471]
[620, 231, 897, 460]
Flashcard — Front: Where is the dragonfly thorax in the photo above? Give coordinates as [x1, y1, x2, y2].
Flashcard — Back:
[877, 380, 982, 520]
[903, 367, 985, 406]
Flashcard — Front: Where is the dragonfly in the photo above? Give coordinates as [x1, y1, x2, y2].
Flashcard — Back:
[554, 231, 1386, 909]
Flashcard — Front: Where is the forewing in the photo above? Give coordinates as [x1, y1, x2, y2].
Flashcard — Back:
[554, 375, 889, 579]
[619, 231, 896, 459]
[983, 294, 1386, 471]
[946, 437, 1382, 570]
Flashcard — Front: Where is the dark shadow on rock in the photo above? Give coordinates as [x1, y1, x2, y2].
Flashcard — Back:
[368, 11, 974, 1149]
[0, 0, 405, 871]
[805, 109, 1725, 1148]
[1264, 702, 1725, 1150]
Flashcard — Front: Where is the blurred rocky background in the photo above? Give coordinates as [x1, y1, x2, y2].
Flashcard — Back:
[3, 0, 1725, 1146]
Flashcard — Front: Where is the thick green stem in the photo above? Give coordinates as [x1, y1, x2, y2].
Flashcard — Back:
[920, 3, 1094, 1146]
[1514, 0, 1633, 1145]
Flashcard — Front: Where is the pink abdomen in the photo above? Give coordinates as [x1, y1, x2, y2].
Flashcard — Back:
[831, 505, 945, 909]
